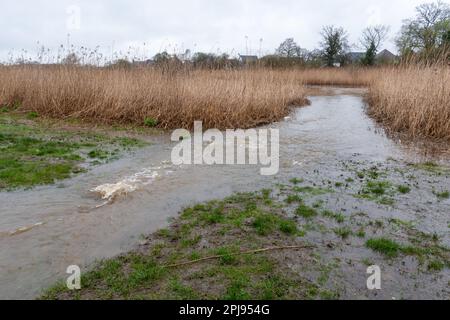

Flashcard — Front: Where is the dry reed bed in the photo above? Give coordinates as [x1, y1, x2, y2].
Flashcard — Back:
[0, 65, 449, 141]
[367, 67, 450, 141]
[295, 67, 377, 87]
[0, 66, 308, 130]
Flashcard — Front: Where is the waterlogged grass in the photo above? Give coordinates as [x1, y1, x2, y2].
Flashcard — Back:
[293, 186, 334, 196]
[334, 227, 352, 240]
[356, 180, 396, 205]
[434, 190, 450, 200]
[42, 189, 325, 300]
[0, 114, 146, 190]
[366, 238, 401, 258]
[42, 178, 450, 300]
[322, 210, 345, 223]
[411, 162, 450, 175]
[296, 204, 318, 219]
[366, 237, 449, 269]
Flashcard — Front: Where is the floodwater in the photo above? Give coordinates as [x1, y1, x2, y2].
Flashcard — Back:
[0, 87, 448, 299]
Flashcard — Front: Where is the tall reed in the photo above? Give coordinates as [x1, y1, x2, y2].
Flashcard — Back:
[0, 66, 308, 130]
[367, 66, 450, 141]
[1, 65, 449, 141]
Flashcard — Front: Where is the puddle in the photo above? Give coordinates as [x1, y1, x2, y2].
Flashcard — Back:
[0, 87, 449, 299]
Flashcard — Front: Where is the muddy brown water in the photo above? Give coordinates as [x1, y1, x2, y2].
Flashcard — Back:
[0, 87, 448, 299]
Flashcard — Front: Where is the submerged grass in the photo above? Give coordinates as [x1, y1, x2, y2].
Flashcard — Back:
[366, 237, 449, 269]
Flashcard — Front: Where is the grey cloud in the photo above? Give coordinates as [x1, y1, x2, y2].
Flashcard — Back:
[0, 0, 434, 60]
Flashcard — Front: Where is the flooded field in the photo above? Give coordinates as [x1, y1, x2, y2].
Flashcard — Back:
[1, 87, 449, 299]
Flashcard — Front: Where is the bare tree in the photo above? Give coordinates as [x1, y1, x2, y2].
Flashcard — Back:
[360, 25, 390, 51]
[276, 38, 302, 58]
[416, 1, 450, 28]
[320, 26, 349, 67]
[396, 1, 450, 55]
[360, 25, 390, 65]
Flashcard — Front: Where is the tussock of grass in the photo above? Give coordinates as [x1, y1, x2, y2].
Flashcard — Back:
[366, 238, 401, 258]
[333, 227, 352, 240]
[397, 185, 411, 194]
[366, 237, 449, 268]
[295, 204, 318, 219]
[434, 190, 450, 200]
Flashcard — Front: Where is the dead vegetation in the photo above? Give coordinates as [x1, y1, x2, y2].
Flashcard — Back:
[0, 64, 449, 141]
[0, 66, 308, 130]
[367, 66, 450, 141]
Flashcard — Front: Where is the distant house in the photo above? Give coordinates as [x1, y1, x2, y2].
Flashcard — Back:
[376, 49, 397, 64]
[348, 52, 365, 64]
[346, 49, 398, 65]
[239, 55, 258, 65]
[132, 59, 154, 66]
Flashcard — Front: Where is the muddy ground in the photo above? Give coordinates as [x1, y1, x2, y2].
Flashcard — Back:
[44, 155, 450, 300]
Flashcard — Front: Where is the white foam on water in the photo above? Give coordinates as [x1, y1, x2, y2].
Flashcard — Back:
[91, 162, 178, 201]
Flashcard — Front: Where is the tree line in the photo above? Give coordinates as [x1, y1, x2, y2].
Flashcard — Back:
[61, 1, 448, 69]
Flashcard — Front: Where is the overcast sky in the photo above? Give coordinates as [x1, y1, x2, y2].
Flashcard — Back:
[0, 0, 441, 61]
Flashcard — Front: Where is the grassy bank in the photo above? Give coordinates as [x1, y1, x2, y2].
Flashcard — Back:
[0, 112, 146, 190]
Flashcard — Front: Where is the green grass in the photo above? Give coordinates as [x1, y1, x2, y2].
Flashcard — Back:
[293, 186, 333, 196]
[412, 162, 450, 175]
[26, 111, 39, 119]
[356, 229, 366, 238]
[295, 204, 318, 219]
[0, 161, 75, 189]
[144, 117, 158, 128]
[366, 238, 401, 258]
[364, 180, 391, 195]
[252, 213, 298, 236]
[285, 194, 302, 204]
[41, 189, 332, 300]
[427, 260, 445, 272]
[334, 227, 352, 239]
[0, 114, 146, 190]
[397, 185, 411, 194]
[278, 219, 298, 235]
[168, 278, 200, 300]
[322, 210, 345, 223]
[289, 178, 304, 185]
[356, 180, 396, 205]
[434, 190, 450, 200]
[366, 237, 449, 268]
[42, 183, 450, 300]
[88, 149, 110, 160]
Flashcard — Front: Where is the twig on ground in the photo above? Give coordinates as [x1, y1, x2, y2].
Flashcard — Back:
[165, 245, 315, 268]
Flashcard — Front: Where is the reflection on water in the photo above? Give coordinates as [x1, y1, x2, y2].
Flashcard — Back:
[0, 87, 448, 299]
